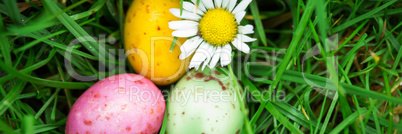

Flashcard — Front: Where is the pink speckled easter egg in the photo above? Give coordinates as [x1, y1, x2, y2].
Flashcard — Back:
[65, 74, 165, 134]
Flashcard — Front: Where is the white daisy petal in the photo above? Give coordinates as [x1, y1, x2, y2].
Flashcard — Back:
[192, 36, 204, 46]
[235, 11, 246, 24]
[191, 0, 207, 12]
[169, 8, 201, 21]
[232, 0, 252, 14]
[237, 34, 257, 42]
[180, 36, 204, 59]
[215, 0, 222, 8]
[189, 54, 204, 69]
[201, 60, 210, 70]
[179, 54, 188, 60]
[209, 47, 221, 68]
[202, 0, 214, 9]
[220, 44, 232, 66]
[180, 36, 203, 52]
[232, 38, 250, 53]
[194, 65, 200, 70]
[198, 2, 207, 12]
[183, 1, 204, 15]
[195, 41, 213, 64]
[179, 39, 196, 59]
[179, 36, 202, 59]
[172, 28, 198, 37]
[197, 41, 211, 54]
[222, 0, 230, 9]
[201, 45, 216, 70]
[168, 20, 199, 30]
[238, 24, 254, 34]
[189, 42, 209, 69]
[228, 0, 237, 12]
[189, 51, 205, 69]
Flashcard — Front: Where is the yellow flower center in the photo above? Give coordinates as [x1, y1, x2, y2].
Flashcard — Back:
[198, 8, 238, 46]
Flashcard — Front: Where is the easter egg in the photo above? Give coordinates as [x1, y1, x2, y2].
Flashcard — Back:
[166, 68, 244, 133]
[65, 74, 165, 134]
[124, 0, 189, 86]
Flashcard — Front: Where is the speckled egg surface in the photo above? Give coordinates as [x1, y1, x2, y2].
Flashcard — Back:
[124, 0, 189, 86]
[66, 74, 165, 134]
[166, 68, 244, 133]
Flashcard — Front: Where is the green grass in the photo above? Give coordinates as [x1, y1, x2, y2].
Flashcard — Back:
[1, 0, 402, 133]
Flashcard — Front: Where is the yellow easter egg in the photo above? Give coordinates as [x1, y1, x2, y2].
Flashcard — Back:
[124, 0, 190, 85]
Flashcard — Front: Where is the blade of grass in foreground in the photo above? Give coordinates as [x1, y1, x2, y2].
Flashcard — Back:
[249, 0, 267, 46]
[364, 72, 382, 133]
[252, 0, 317, 132]
[0, 120, 18, 134]
[13, 124, 60, 133]
[0, 13, 12, 66]
[331, 0, 397, 33]
[159, 102, 169, 134]
[22, 115, 35, 134]
[34, 89, 61, 119]
[118, 0, 124, 48]
[3, 0, 23, 25]
[42, 0, 114, 61]
[329, 109, 369, 134]
[228, 64, 253, 134]
[248, 64, 402, 104]
[0, 48, 58, 83]
[0, 50, 35, 116]
[243, 76, 331, 133]
[0, 60, 92, 89]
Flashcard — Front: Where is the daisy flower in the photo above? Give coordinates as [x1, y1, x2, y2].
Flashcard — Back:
[169, 0, 256, 70]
